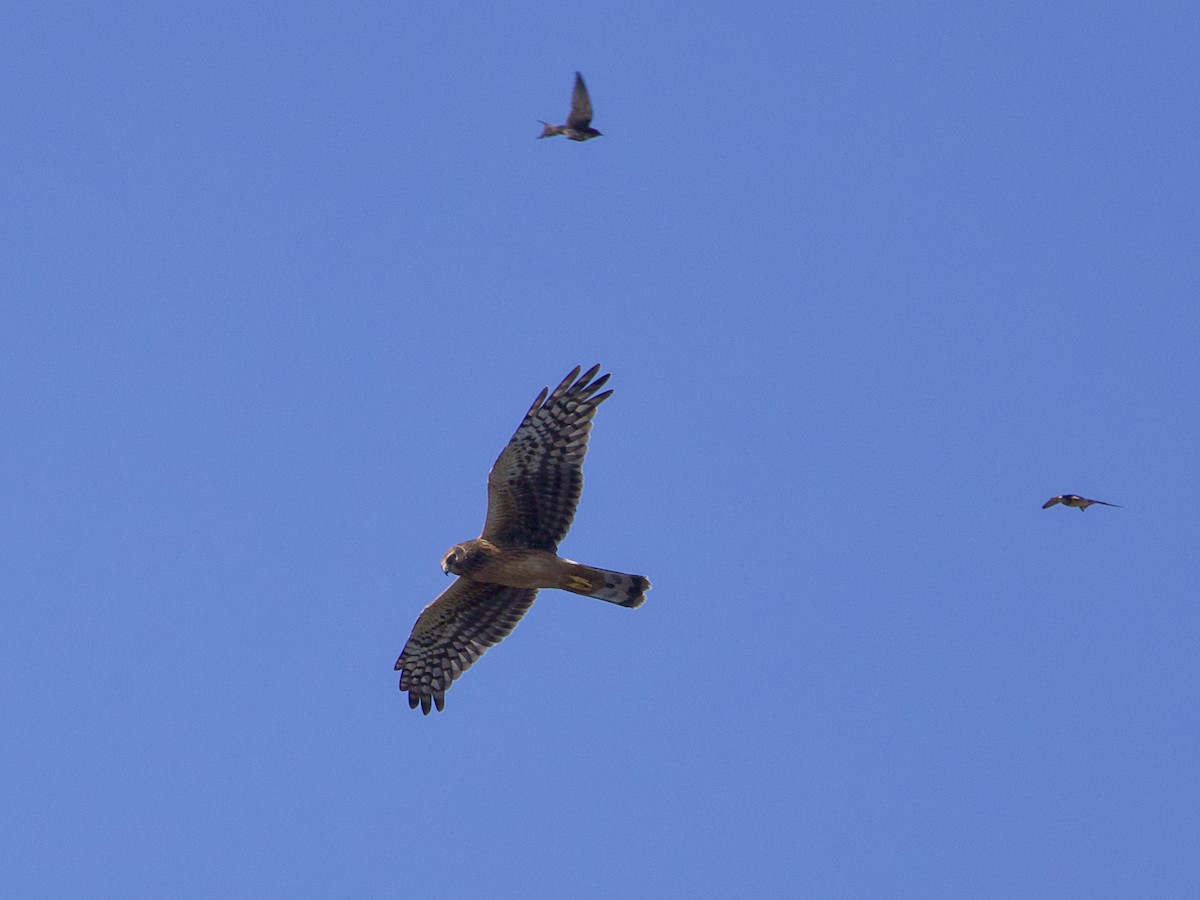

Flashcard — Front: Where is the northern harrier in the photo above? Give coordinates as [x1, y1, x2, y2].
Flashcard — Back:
[395, 365, 649, 714]
[1042, 494, 1123, 511]
[538, 72, 602, 141]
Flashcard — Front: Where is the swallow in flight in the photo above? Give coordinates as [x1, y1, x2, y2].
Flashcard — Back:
[538, 72, 602, 141]
[1042, 494, 1123, 511]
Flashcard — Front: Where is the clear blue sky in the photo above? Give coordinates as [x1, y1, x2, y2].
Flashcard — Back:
[3, 2, 1198, 897]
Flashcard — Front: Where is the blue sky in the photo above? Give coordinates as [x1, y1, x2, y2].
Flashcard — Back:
[3, 2, 1198, 897]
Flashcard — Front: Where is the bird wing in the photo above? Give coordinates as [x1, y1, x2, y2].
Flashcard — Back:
[482, 365, 612, 551]
[566, 72, 594, 129]
[1042, 496, 1064, 508]
[395, 579, 538, 714]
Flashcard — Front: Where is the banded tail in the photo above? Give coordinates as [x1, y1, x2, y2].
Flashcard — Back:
[559, 561, 650, 609]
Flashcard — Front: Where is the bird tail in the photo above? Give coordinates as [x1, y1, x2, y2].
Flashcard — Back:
[559, 562, 650, 609]
[538, 121, 563, 139]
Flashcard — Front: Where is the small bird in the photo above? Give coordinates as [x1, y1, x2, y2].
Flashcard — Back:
[1042, 494, 1123, 511]
[538, 71, 602, 141]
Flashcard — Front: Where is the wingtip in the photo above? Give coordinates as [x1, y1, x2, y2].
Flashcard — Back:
[402, 680, 447, 715]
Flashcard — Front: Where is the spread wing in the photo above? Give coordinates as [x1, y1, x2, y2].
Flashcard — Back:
[1042, 496, 1064, 508]
[566, 72, 594, 129]
[482, 364, 612, 551]
[395, 579, 538, 714]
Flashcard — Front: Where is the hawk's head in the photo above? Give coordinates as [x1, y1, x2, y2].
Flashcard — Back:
[441, 542, 482, 577]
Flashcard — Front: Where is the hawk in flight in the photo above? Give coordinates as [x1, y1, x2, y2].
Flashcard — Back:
[538, 72, 602, 141]
[395, 365, 649, 714]
[1042, 494, 1123, 511]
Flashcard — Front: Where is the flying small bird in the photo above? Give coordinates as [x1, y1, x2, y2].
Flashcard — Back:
[1042, 494, 1123, 511]
[538, 71, 602, 141]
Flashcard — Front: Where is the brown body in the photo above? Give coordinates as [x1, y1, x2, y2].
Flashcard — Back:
[443, 540, 648, 605]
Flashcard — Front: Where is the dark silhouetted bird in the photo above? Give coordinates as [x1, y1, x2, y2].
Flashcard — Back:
[538, 72, 602, 142]
[1042, 494, 1123, 511]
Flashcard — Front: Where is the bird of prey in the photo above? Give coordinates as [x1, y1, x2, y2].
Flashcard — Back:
[1042, 494, 1123, 511]
[538, 72, 602, 141]
[395, 365, 649, 714]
